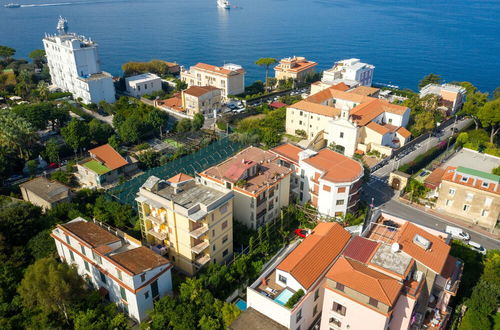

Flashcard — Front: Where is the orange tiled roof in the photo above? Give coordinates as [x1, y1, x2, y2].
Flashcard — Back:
[159, 94, 184, 112]
[397, 222, 451, 274]
[167, 173, 194, 183]
[396, 127, 412, 138]
[424, 168, 446, 190]
[289, 100, 341, 117]
[306, 88, 372, 104]
[89, 144, 128, 170]
[332, 82, 350, 92]
[366, 122, 390, 135]
[441, 166, 500, 195]
[184, 85, 220, 97]
[327, 256, 403, 306]
[193, 63, 245, 76]
[349, 86, 380, 96]
[109, 246, 170, 275]
[275, 59, 317, 73]
[277, 223, 351, 290]
[271, 143, 303, 164]
[302, 148, 364, 183]
[60, 220, 120, 248]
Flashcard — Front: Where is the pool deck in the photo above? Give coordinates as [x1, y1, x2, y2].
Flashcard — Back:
[256, 269, 296, 300]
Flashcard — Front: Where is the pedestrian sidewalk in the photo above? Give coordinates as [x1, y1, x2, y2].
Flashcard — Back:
[398, 198, 500, 240]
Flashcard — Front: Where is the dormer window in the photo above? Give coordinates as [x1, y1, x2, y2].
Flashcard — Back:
[461, 176, 468, 182]
[482, 182, 489, 188]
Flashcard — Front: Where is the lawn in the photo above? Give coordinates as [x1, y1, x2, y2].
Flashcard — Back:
[83, 160, 111, 175]
[163, 138, 184, 148]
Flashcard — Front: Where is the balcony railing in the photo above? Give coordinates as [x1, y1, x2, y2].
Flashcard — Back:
[189, 225, 209, 239]
[194, 254, 210, 268]
[256, 197, 267, 207]
[191, 240, 209, 254]
[147, 214, 164, 225]
[148, 229, 167, 241]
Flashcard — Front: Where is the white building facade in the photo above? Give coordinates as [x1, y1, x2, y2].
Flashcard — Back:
[43, 19, 115, 104]
[51, 217, 173, 322]
[322, 58, 375, 87]
[125, 73, 163, 98]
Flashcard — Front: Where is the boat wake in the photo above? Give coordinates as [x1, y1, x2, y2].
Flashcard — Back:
[21, 3, 71, 7]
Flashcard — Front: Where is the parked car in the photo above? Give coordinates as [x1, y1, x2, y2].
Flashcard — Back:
[294, 229, 307, 238]
[48, 162, 60, 169]
[468, 241, 486, 255]
[445, 226, 470, 240]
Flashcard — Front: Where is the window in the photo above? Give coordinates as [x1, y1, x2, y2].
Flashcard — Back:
[299, 192, 303, 201]
[222, 235, 228, 244]
[151, 280, 159, 300]
[300, 111, 303, 116]
[84, 260, 90, 272]
[300, 181, 304, 190]
[296, 309, 302, 322]
[481, 209, 489, 217]
[332, 301, 346, 316]
[223, 249, 229, 257]
[299, 120, 302, 125]
[80, 245, 86, 256]
[485, 198, 492, 206]
[69, 250, 75, 262]
[212, 229, 215, 236]
[323, 185, 331, 192]
[65, 234, 71, 245]
[336, 200, 344, 206]
[220, 203, 228, 214]
[117, 270, 122, 281]
[141, 273, 146, 282]
[279, 274, 287, 284]
[465, 192, 474, 201]
[222, 221, 228, 230]
[314, 289, 319, 301]
[120, 287, 127, 301]
[461, 176, 469, 182]
[446, 199, 453, 207]
[329, 317, 341, 327]
[368, 297, 378, 307]
[389, 118, 393, 124]
[144, 291, 149, 299]
[448, 188, 456, 196]
[339, 132, 344, 138]
[463, 204, 471, 212]
[313, 304, 318, 316]
[213, 244, 216, 251]
[335, 282, 344, 291]
[482, 182, 489, 188]
[338, 187, 346, 193]
[300, 169, 305, 179]
[99, 271, 107, 284]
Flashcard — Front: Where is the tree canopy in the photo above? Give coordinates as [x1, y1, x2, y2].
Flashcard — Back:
[0, 45, 15, 59]
[418, 73, 442, 89]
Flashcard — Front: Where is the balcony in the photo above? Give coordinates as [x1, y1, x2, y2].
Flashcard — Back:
[189, 225, 209, 239]
[256, 197, 267, 207]
[147, 214, 164, 225]
[191, 240, 209, 254]
[194, 254, 210, 268]
[148, 229, 167, 241]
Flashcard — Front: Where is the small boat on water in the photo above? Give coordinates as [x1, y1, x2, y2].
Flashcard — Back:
[217, 0, 230, 9]
[4, 3, 21, 8]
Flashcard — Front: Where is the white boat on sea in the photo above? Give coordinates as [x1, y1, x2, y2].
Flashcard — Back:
[217, 0, 230, 9]
[4, 3, 21, 8]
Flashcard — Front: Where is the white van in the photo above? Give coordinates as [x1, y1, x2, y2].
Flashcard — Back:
[445, 226, 470, 241]
[468, 241, 486, 255]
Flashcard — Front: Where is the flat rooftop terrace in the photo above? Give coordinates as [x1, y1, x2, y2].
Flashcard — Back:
[443, 148, 499, 173]
[156, 180, 226, 209]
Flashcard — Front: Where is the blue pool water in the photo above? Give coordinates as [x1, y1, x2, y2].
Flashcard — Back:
[274, 288, 294, 306]
[235, 298, 247, 311]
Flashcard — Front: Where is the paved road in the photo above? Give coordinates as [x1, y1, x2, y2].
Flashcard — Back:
[373, 117, 472, 178]
[79, 105, 115, 126]
[362, 176, 500, 251]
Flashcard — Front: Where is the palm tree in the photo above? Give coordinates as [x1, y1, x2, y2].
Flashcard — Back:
[255, 58, 278, 90]
[37, 81, 49, 101]
[0, 112, 37, 160]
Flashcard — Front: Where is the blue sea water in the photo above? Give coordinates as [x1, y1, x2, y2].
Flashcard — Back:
[1, 0, 499, 92]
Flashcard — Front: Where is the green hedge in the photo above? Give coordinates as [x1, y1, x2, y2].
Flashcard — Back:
[285, 289, 304, 309]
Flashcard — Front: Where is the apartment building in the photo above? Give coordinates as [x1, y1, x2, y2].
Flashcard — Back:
[43, 17, 115, 104]
[51, 217, 173, 322]
[434, 166, 499, 230]
[285, 85, 411, 157]
[76, 144, 137, 188]
[125, 73, 162, 98]
[136, 173, 234, 275]
[274, 56, 318, 83]
[20, 176, 71, 211]
[322, 58, 375, 87]
[199, 146, 292, 229]
[182, 85, 222, 116]
[246, 222, 351, 330]
[321, 211, 463, 330]
[271, 144, 364, 218]
[181, 62, 245, 99]
[419, 84, 466, 114]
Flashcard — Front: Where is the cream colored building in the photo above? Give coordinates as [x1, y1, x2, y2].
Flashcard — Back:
[274, 56, 317, 83]
[435, 166, 499, 230]
[199, 147, 292, 229]
[136, 173, 234, 276]
[20, 176, 71, 211]
[181, 62, 245, 99]
[182, 85, 222, 116]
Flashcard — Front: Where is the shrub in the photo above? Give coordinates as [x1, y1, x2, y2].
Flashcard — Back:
[295, 129, 306, 138]
[284, 289, 304, 309]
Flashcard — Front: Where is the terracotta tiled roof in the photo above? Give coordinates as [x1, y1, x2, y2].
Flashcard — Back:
[441, 166, 500, 195]
[302, 149, 364, 183]
[158, 94, 184, 112]
[289, 100, 341, 117]
[60, 219, 120, 248]
[332, 82, 350, 91]
[440, 255, 460, 279]
[350, 99, 409, 126]
[184, 85, 220, 97]
[109, 246, 170, 275]
[327, 256, 403, 306]
[349, 86, 380, 96]
[271, 143, 303, 164]
[269, 101, 288, 109]
[275, 59, 317, 73]
[277, 223, 351, 290]
[397, 222, 450, 274]
[342, 236, 379, 263]
[306, 88, 372, 104]
[396, 127, 411, 138]
[193, 63, 245, 76]
[89, 144, 128, 170]
[424, 168, 446, 190]
[366, 122, 390, 135]
[167, 173, 194, 183]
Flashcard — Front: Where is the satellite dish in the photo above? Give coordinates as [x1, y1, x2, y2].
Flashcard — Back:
[391, 242, 400, 253]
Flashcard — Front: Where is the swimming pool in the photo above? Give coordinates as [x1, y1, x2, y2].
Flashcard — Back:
[235, 298, 247, 311]
[274, 288, 294, 306]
